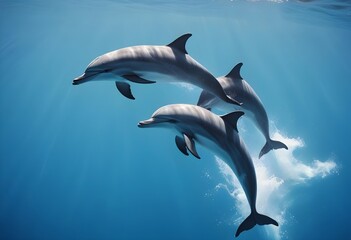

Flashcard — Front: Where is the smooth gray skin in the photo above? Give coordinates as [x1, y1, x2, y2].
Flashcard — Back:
[138, 104, 278, 237]
[197, 63, 287, 158]
[72, 33, 240, 105]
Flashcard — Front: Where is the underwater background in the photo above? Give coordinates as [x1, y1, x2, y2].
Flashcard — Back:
[1, 0, 350, 239]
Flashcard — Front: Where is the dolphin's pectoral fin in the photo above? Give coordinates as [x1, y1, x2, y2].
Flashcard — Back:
[226, 95, 242, 106]
[183, 134, 200, 159]
[115, 82, 135, 100]
[122, 74, 156, 84]
[197, 90, 215, 110]
[175, 136, 189, 156]
[221, 111, 245, 132]
[167, 33, 192, 54]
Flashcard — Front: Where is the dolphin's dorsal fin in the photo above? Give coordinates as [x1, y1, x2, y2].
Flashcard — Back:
[225, 62, 243, 80]
[175, 135, 189, 156]
[221, 111, 244, 132]
[167, 33, 192, 54]
[183, 133, 200, 159]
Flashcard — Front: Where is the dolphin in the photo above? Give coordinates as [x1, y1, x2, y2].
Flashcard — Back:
[197, 63, 288, 158]
[138, 104, 278, 237]
[72, 33, 240, 106]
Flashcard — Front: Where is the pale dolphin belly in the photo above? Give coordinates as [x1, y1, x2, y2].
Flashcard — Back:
[100, 46, 228, 97]
[195, 131, 257, 209]
[213, 78, 271, 141]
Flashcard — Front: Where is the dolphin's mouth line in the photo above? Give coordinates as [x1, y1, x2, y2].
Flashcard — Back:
[138, 117, 175, 128]
[72, 72, 102, 85]
[138, 118, 155, 128]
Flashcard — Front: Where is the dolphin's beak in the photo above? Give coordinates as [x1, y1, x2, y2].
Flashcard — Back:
[138, 118, 155, 128]
[138, 117, 174, 128]
[72, 72, 100, 85]
[72, 73, 87, 85]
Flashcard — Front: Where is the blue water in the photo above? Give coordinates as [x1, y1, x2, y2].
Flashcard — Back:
[1, 1, 350, 239]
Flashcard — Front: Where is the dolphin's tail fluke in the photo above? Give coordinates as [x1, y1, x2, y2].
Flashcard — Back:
[235, 212, 278, 237]
[259, 139, 288, 159]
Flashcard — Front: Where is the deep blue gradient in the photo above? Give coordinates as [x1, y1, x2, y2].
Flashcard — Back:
[1, 1, 350, 239]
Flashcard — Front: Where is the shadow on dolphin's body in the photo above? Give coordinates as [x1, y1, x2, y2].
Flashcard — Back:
[72, 33, 240, 106]
[138, 104, 278, 237]
[197, 63, 288, 158]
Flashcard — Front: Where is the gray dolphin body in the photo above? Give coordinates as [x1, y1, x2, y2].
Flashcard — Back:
[73, 34, 240, 105]
[138, 104, 278, 237]
[197, 63, 287, 158]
